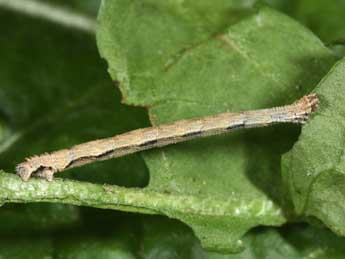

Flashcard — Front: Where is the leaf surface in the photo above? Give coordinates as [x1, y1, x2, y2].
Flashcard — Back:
[282, 57, 345, 236]
[97, 0, 335, 252]
[0, 8, 148, 232]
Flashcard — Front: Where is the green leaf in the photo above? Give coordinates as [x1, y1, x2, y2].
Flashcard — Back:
[0, 8, 148, 231]
[292, 0, 345, 43]
[45, 0, 101, 17]
[97, 0, 335, 252]
[0, 8, 149, 186]
[0, 236, 53, 259]
[214, 224, 345, 259]
[3, 213, 344, 259]
[0, 203, 80, 234]
[55, 233, 137, 259]
[330, 43, 345, 60]
[138, 217, 345, 259]
[282, 57, 345, 236]
[139, 216, 203, 258]
[257, 0, 345, 46]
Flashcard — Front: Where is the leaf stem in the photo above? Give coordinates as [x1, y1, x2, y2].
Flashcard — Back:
[0, 0, 96, 33]
[0, 171, 285, 223]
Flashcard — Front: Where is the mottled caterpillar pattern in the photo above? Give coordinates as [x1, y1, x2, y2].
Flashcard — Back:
[17, 94, 318, 181]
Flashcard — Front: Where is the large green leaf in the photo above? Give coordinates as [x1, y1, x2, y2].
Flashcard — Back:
[282, 57, 345, 236]
[97, 0, 335, 252]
